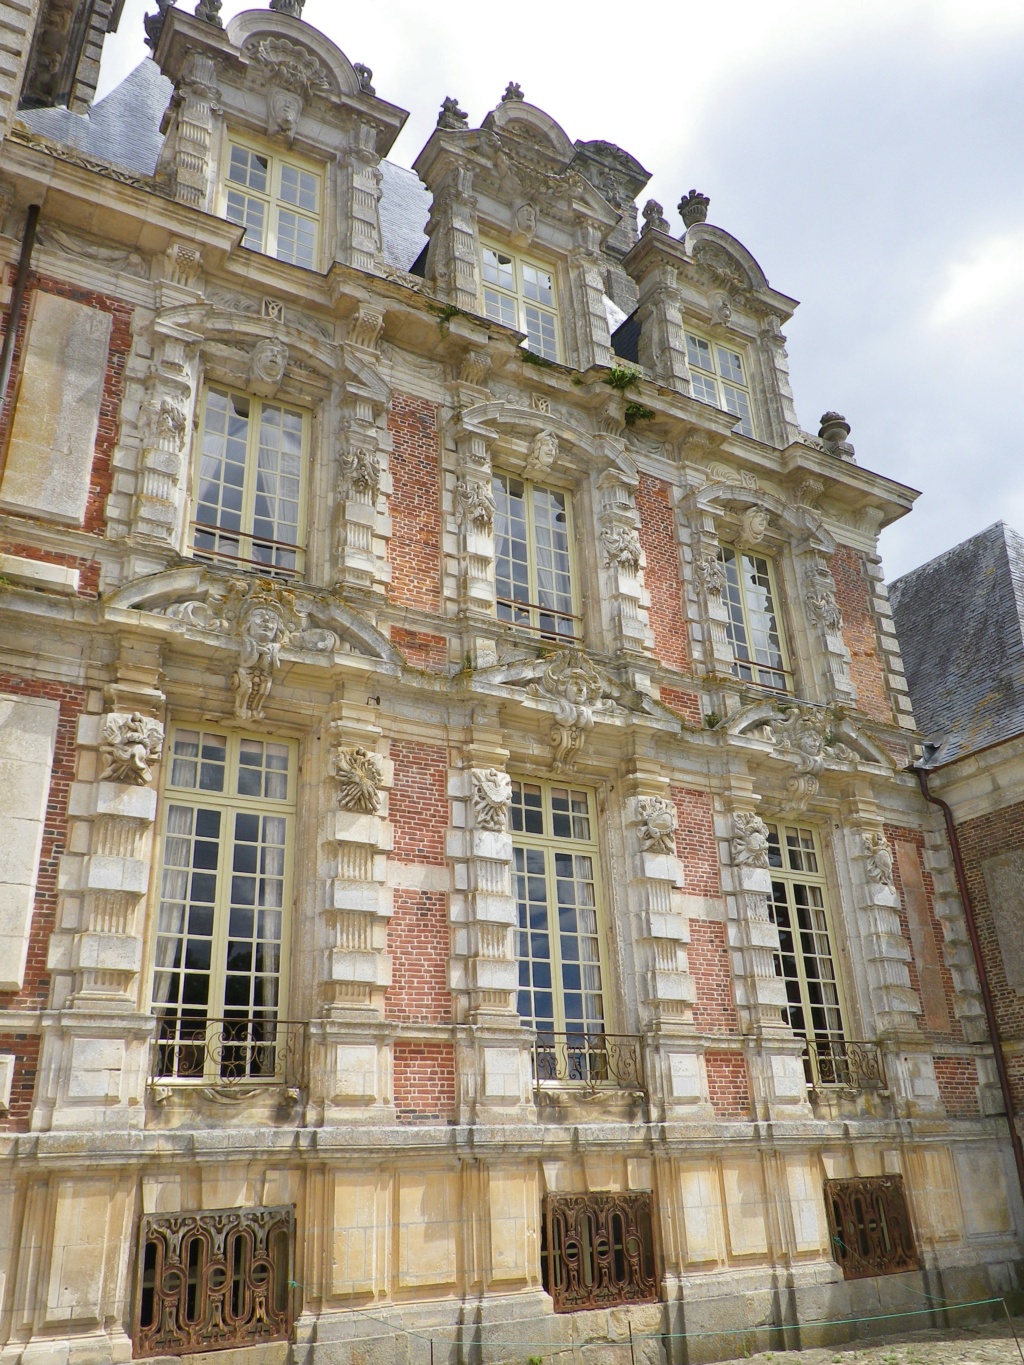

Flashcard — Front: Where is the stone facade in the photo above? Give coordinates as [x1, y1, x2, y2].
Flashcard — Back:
[0, 9, 1020, 1365]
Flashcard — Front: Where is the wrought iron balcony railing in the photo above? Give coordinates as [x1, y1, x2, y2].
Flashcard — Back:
[804, 1037, 885, 1092]
[151, 1014, 308, 1091]
[533, 1031, 644, 1094]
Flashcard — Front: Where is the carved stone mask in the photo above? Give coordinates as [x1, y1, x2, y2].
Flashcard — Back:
[269, 87, 302, 142]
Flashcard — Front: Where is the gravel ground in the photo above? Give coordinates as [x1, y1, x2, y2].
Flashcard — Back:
[703, 1316, 1024, 1365]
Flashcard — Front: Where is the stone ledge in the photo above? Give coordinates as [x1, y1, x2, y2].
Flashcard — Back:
[0, 551, 80, 593]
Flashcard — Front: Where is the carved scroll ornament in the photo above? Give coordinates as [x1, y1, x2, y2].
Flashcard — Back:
[100, 713, 165, 785]
[472, 767, 513, 831]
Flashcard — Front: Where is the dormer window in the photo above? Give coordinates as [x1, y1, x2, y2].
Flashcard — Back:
[685, 330, 754, 437]
[481, 242, 560, 361]
[222, 137, 322, 270]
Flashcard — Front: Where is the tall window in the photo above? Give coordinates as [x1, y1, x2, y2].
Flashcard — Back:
[481, 243, 560, 360]
[512, 780, 606, 1039]
[719, 545, 790, 690]
[151, 728, 295, 1085]
[493, 473, 578, 639]
[767, 823, 845, 1047]
[191, 387, 307, 577]
[223, 139, 322, 269]
[685, 330, 754, 437]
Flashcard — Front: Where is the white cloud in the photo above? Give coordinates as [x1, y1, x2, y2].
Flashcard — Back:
[929, 232, 1024, 328]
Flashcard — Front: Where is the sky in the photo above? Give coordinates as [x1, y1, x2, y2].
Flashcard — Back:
[95, 0, 1024, 583]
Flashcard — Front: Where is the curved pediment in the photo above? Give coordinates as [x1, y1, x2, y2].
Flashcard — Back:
[459, 400, 637, 481]
[484, 98, 576, 164]
[691, 483, 837, 554]
[725, 699, 894, 769]
[105, 567, 403, 667]
[231, 11, 360, 99]
[684, 225, 770, 294]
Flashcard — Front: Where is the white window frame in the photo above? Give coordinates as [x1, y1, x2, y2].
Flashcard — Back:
[766, 822, 847, 1046]
[189, 385, 309, 578]
[493, 470, 580, 640]
[480, 240, 561, 361]
[719, 543, 792, 691]
[511, 779, 609, 1039]
[685, 328, 755, 437]
[149, 726, 297, 1086]
[220, 133, 324, 270]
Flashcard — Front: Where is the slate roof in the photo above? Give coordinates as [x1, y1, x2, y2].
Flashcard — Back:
[890, 521, 1024, 764]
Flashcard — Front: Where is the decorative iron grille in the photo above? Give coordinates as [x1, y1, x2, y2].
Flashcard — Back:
[533, 1032, 644, 1093]
[151, 1014, 308, 1090]
[134, 1206, 293, 1357]
[543, 1192, 659, 1312]
[805, 1038, 885, 1092]
[824, 1176, 919, 1279]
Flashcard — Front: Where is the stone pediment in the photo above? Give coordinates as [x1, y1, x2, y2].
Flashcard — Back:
[724, 699, 894, 808]
[105, 567, 402, 667]
[473, 647, 652, 771]
[459, 401, 637, 482]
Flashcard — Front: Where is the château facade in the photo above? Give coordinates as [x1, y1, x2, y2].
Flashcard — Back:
[0, 3, 1019, 1364]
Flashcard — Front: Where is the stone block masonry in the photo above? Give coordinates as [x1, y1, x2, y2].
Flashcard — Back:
[0, 271, 132, 537]
[388, 392, 442, 612]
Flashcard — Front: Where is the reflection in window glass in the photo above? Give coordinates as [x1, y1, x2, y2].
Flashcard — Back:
[720, 545, 789, 690]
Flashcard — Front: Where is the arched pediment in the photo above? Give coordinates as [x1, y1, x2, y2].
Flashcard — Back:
[684, 224, 770, 293]
[691, 483, 836, 554]
[725, 699, 894, 769]
[230, 11, 359, 99]
[459, 400, 637, 480]
[105, 567, 403, 667]
[483, 100, 575, 164]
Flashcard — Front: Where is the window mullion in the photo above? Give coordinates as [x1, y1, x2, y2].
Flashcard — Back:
[239, 400, 261, 565]
[546, 842, 567, 1035]
[524, 480, 540, 631]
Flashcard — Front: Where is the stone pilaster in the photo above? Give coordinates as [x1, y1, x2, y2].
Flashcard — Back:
[132, 306, 204, 547]
[839, 799, 922, 1038]
[443, 411, 499, 666]
[756, 313, 801, 448]
[719, 799, 811, 1119]
[568, 231, 613, 371]
[596, 469, 654, 657]
[169, 50, 220, 211]
[678, 493, 735, 683]
[448, 731, 534, 1122]
[313, 705, 395, 1121]
[865, 556, 917, 731]
[798, 544, 856, 703]
[423, 165, 481, 312]
[922, 825, 985, 1040]
[333, 371, 393, 596]
[33, 689, 165, 1132]
[336, 128, 384, 274]
[620, 225, 692, 393]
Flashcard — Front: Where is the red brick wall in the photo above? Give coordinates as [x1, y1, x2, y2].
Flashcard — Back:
[392, 1041, 455, 1123]
[886, 823, 960, 1040]
[636, 474, 690, 674]
[0, 271, 132, 538]
[690, 922, 739, 1035]
[670, 786, 720, 897]
[831, 547, 892, 725]
[935, 1055, 980, 1117]
[705, 1051, 751, 1118]
[386, 740, 451, 1030]
[0, 673, 87, 1131]
[391, 626, 448, 672]
[0, 539, 101, 598]
[659, 684, 702, 727]
[956, 798, 1024, 1102]
[387, 393, 441, 612]
[389, 740, 448, 864]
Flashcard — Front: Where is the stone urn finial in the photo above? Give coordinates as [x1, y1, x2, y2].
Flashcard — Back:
[502, 81, 524, 102]
[818, 412, 856, 461]
[641, 199, 671, 235]
[678, 188, 710, 227]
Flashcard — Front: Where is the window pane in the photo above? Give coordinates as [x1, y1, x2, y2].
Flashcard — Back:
[225, 190, 266, 251]
[723, 384, 754, 437]
[275, 209, 317, 269]
[484, 287, 517, 328]
[691, 371, 719, 406]
[279, 164, 318, 212]
[717, 347, 745, 383]
[522, 262, 554, 306]
[516, 846, 553, 1030]
[195, 389, 250, 555]
[685, 333, 713, 371]
[482, 247, 515, 290]
[524, 305, 558, 360]
[228, 146, 269, 193]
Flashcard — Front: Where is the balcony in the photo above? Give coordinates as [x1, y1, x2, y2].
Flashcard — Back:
[533, 1031, 645, 1095]
[150, 1014, 308, 1098]
[804, 1037, 886, 1092]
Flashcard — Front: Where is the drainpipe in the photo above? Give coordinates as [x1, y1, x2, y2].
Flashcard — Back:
[0, 203, 41, 425]
[916, 763, 1024, 1207]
